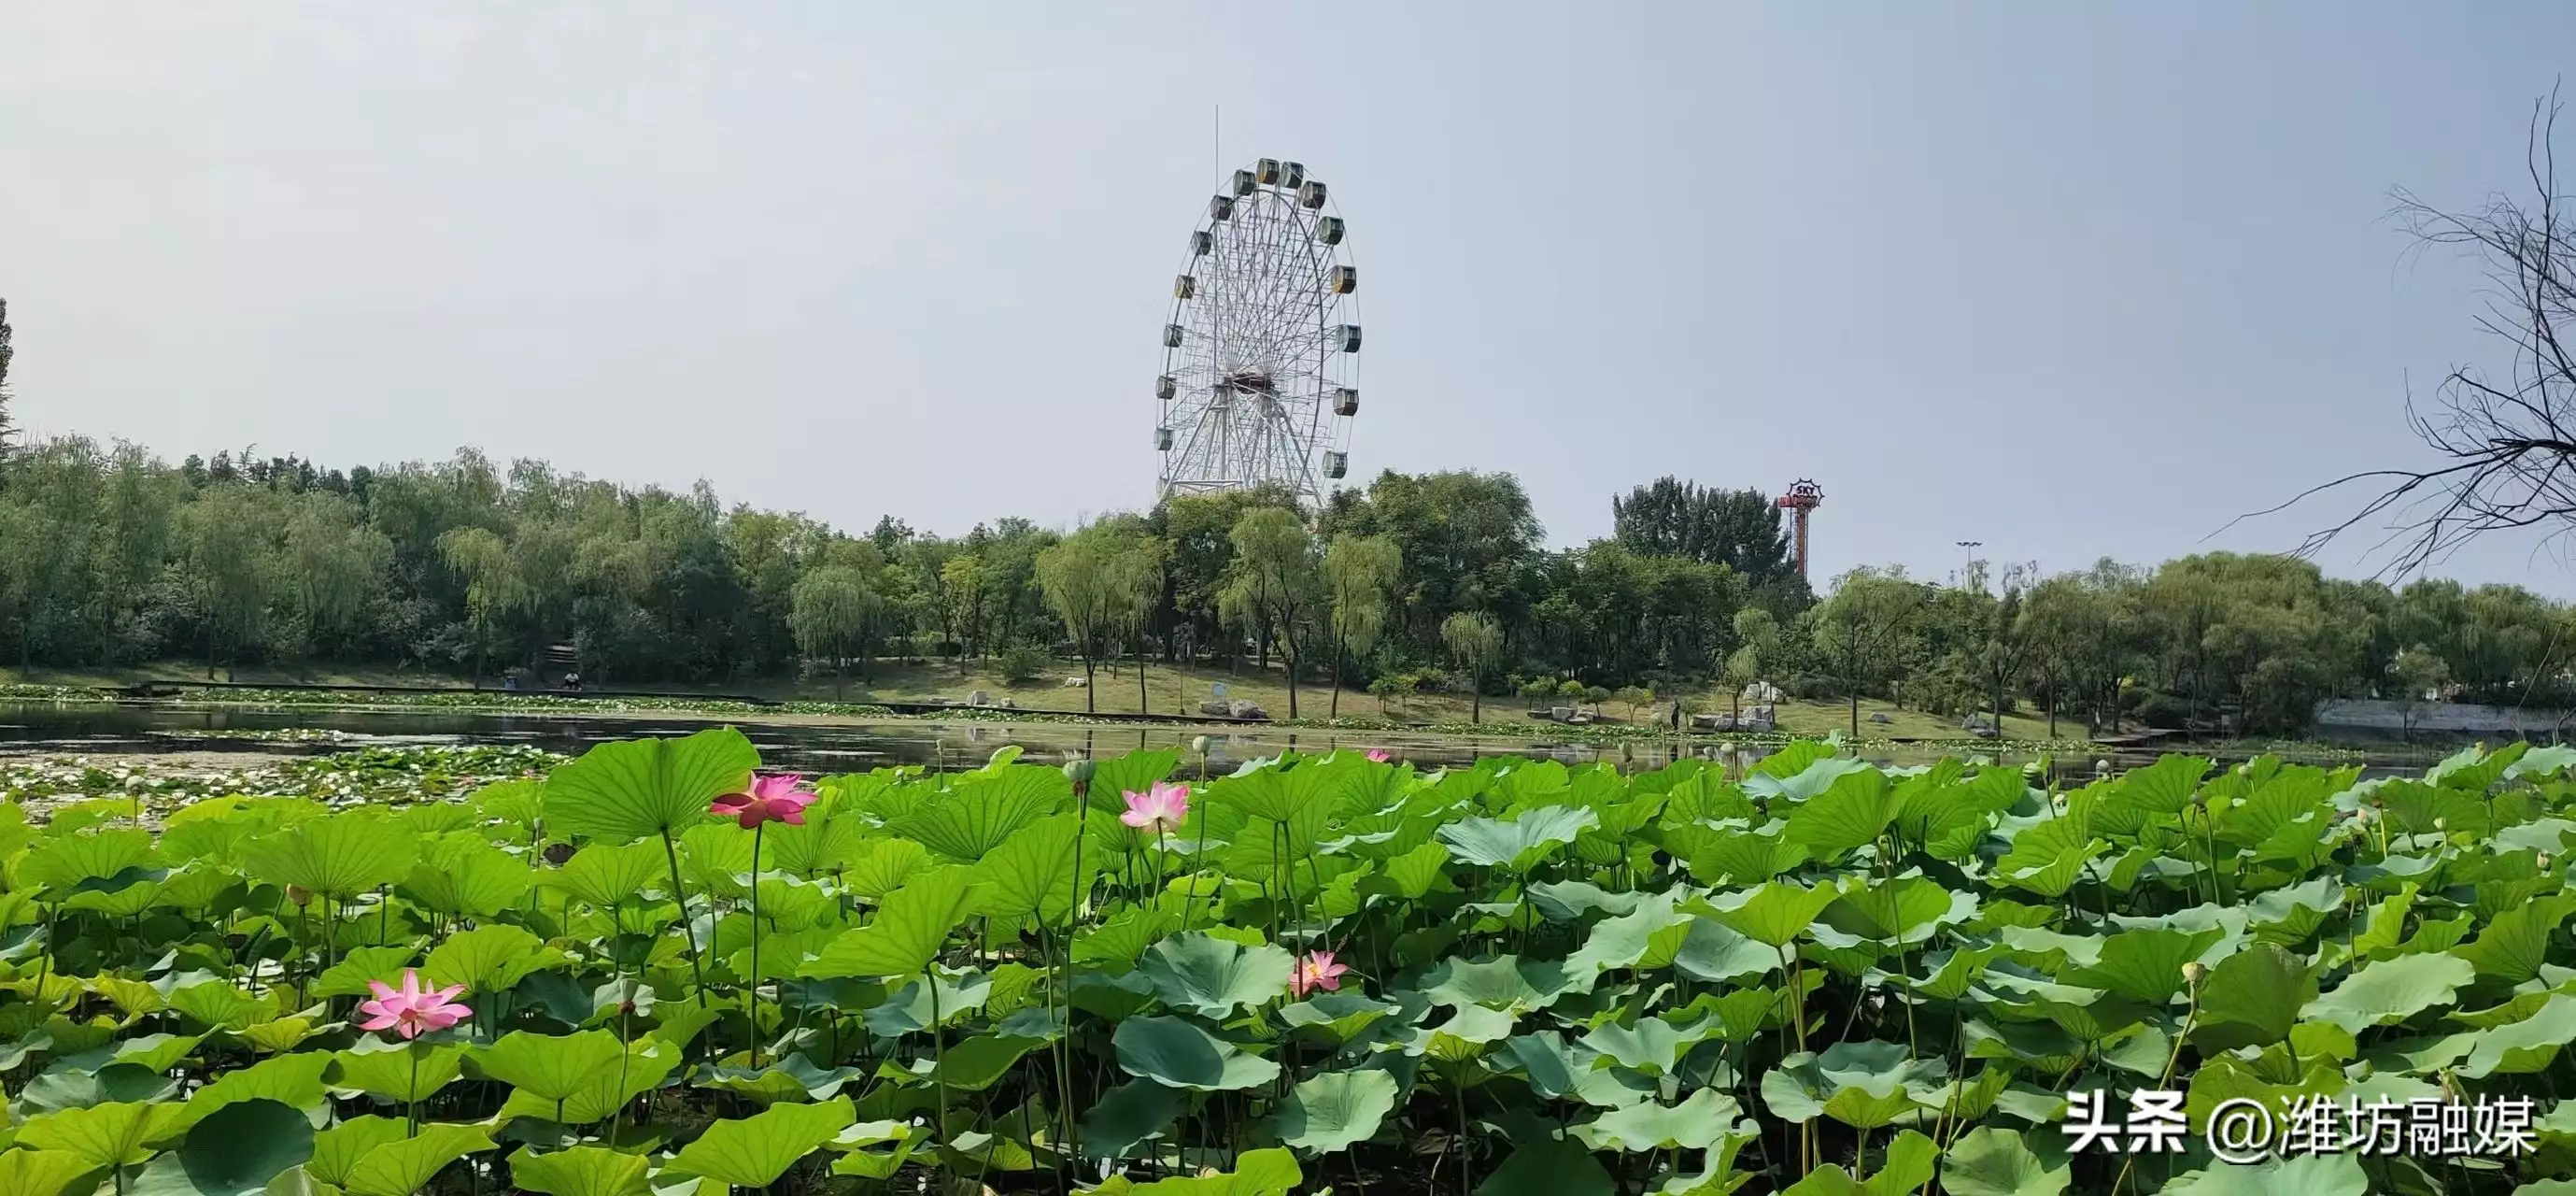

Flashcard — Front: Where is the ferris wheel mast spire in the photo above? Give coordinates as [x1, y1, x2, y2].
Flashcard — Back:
[1151, 157, 1363, 513]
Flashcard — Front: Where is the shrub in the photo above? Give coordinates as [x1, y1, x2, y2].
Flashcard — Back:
[996, 642, 1050, 683]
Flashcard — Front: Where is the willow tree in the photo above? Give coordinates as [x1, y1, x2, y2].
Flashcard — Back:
[1439, 610, 1505, 723]
[1813, 567, 1928, 738]
[1322, 534, 1401, 719]
[1724, 606, 1780, 725]
[1224, 507, 1321, 718]
[1036, 527, 1125, 712]
[1114, 535, 1169, 715]
[438, 526, 529, 681]
[790, 564, 879, 698]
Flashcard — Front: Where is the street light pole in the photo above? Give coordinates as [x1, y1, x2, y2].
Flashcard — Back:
[1955, 540, 1982, 591]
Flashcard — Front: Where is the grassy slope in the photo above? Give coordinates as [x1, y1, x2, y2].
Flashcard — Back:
[0, 658, 2081, 742]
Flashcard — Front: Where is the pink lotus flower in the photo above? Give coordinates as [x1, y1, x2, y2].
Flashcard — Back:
[358, 970, 472, 1040]
[1290, 950, 1351, 999]
[711, 773, 817, 829]
[1365, 749, 1392, 763]
[1120, 780, 1190, 833]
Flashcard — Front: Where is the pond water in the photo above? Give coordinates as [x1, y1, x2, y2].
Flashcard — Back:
[0, 700, 2358, 780]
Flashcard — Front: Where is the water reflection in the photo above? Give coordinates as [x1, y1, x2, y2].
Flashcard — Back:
[0, 700, 2371, 781]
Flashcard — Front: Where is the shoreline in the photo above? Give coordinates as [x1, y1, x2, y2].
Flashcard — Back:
[0, 682, 2468, 766]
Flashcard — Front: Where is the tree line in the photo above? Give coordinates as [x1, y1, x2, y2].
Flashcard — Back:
[0, 435, 2565, 734]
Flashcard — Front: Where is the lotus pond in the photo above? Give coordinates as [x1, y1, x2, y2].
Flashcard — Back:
[0, 733, 2569, 1195]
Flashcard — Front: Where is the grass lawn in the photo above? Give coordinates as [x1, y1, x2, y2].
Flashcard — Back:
[0, 657, 2088, 743]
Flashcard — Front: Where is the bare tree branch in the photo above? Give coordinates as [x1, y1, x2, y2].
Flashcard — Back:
[2243, 84, 2576, 578]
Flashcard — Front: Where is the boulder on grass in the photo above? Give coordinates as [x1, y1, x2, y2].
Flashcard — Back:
[1227, 699, 1269, 720]
[1198, 700, 1232, 717]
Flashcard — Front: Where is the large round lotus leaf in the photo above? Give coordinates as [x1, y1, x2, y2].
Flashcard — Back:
[1138, 933, 1293, 1017]
[1939, 1127, 2071, 1196]
[1271, 1069, 1397, 1154]
[130, 1098, 313, 1196]
[1112, 1017, 1281, 1091]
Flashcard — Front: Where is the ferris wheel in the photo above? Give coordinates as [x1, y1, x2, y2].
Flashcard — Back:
[1154, 157, 1360, 510]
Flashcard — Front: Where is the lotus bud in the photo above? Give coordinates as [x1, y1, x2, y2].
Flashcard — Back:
[1062, 759, 1097, 789]
[2182, 961, 2208, 988]
[285, 885, 313, 906]
[2540, 851, 2555, 872]
[1191, 735, 1210, 756]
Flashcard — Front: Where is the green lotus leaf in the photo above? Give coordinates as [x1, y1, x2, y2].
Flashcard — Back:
[1819, 876, 1971, 947]
[2063, 927, 2221, 1004]
[1784, 768, 1898, 862]
[1279, 991, 1403, 1046]
[1670, 918, 1783, 983]
[1743, 752, 1873, 803]
[800, 866, 984, 979]
[495, 1036, 681, 1123]
[17, 1062, 177, 1115]
[173, 1054, 333, 1130]
[863, 971, 992, 1035]
[1685, 826, 1809, 887]
[1937, 1126, 2070, 1196]
[891, 766, 1064, 862]
[1075, 906, 1180, 970]
[1474, 1134, 1615, 1196]
[1139, 933, 1293, 1018]
[163, 981, 275, 1032]
[16, 1100, 187, 1171]
[470, 1030, 626, 1107]
[2303, 951, 2475, 1033]
[242, 813, 415, 900]
[971, 813, 1093, 928]
[1564, 891, 1691, 975]
[1711, 880, 1840, 948]
[1421, 955, 1580, 1014]
[1525, 880, 1646, 921]
[304, 1118, 407, 1188]
[0, 1149, 103, 1196]
[1578, 1017, 1712, 1075]
[2159, 1152, 2369, 1196]
[1090, 749, 1181, 811]
[1113, 1017, 1281, 1091]
[2191, 943, 2320, 1051]
[1272, 1068, 1397, 1154]
[666, 1096, 853, 1189]
[2454, 894, 2576, 984]
[2458, 993, 2576, 1077]
[1405, 1004, 1519, 1061]
[924, 1032, 1045, 1092]
[23, 828, 157, 892]
[1573, 1088, 1743, 1152]
[505, 1146, 651, 1196]
[1080, 1077, 1188, 1160]
[312, 947, 418, 1000]
[543, 728, 755, 844]
[1089, 1145, 1301, 1195]
[328, 1041, 465, 1103]
[1760, 1042, 1947, 1129]
[340, 1122, 494, 1196]
[546, 841, 672, 909]
[1436, 806, 1597, 872]
[403, 838, 531, 918]
[423, 923, 561, 995]
[1778, 1130, 1937, 1194]
[131, 1099, 312, 1196]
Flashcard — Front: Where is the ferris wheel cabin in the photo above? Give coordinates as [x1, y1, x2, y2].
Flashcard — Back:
[1334, 388, 1360, 417]
[1324, 451, 1348, 479]
[1330, 324, 1363, 352]
[1315, 216, 1346, 246]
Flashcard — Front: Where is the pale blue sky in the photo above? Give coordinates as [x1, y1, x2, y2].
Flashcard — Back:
[7, 4, 2576, 590]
